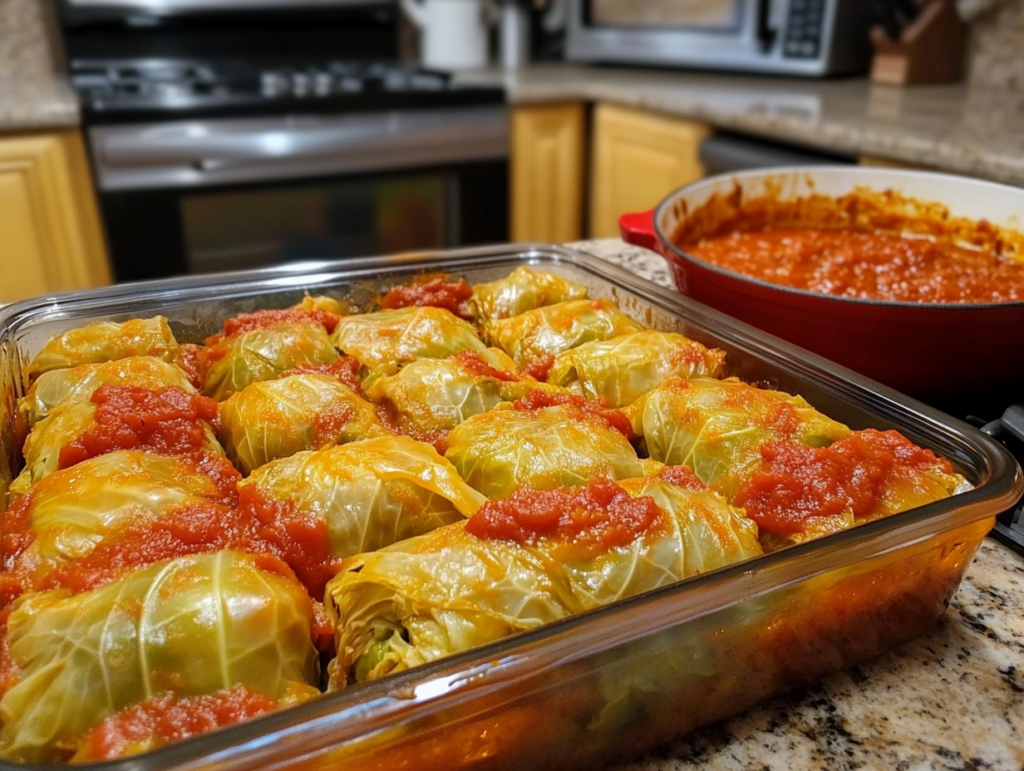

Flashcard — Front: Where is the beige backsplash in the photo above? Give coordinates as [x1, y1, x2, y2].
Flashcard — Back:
[967, 0, 1024, 89]
[0, 0, 64, 82]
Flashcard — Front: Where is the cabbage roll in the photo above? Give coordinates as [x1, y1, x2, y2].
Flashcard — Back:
[19, 356, 195, 430]
[11, 386, 222, 496]
[219, 373, 386, 475]
[444, 396, 645, 499]
[200, 321, 338, 401]
[237, 436, 487, 596]
[325, 475, 761, 687]
[0, 551, 319, 763]
[1, 450, 238, 602]
[365, 349, 555, 446]
[24, 316, 181, 383]
[331, 306, 489, 384]
[734, 429, 967, 551]
[625, 378, 850, 498]
[547, 330, 727, 408]
[471, 266, 588, 323]
[487, 299, 645, 370]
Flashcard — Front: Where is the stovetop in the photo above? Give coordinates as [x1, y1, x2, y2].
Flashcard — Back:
[71, 59, 506, 123]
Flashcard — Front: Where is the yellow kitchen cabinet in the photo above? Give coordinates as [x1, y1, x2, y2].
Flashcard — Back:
[0, 130, 110, 304]
[511, 102, 586, 243]
[590, 104, 710, 239]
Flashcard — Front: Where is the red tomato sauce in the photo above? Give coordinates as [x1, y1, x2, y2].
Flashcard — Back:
[34, 502, 257, 595]
[733, 429, 952, 535]
[76, 685, 280, 761]
[450, 349, 519, 382]
[281, 356, 363, 394]
[688, 229, 1024, 303]
[658, 465, 708, 491]
[58, 386, 220, 470]
[224, 308, 340, 337]
[178, 343, 204, 389]
[237, 485, 342, 599]
[381, 275, 474, 319]
[512, 389, 633, 440]
[519, 354, 555, 382]
[467, 478, 664, 552]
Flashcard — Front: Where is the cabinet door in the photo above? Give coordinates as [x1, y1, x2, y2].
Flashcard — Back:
[591, 104, 710, 239]
[0, 131, 110, 304]
[511, 103, 586, 243]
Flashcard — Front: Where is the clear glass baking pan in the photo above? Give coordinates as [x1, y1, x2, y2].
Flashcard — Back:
[0, 244, 1020, 771]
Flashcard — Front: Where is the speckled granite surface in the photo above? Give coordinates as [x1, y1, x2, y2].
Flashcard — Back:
[459, 65, 1024, 188]
[0, 0, 78, 131]
[575, 237, 1024, 771]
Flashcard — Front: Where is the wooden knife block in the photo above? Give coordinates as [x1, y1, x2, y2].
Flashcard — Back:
[870, 0, 966, 85]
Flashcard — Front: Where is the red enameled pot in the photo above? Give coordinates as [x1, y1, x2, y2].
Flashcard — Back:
[619, 167, 1024, 403]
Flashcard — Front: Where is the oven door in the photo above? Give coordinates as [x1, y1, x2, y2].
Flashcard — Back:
[89, 106, 509, 280]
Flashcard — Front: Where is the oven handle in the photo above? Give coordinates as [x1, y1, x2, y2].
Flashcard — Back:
[90, 106, 509, 191]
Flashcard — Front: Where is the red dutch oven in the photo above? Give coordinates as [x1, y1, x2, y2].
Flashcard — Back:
[619, 167, 1024, 403]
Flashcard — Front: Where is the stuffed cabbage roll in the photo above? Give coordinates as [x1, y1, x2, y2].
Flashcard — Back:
[24, 316, 181, 383]
[0, 551, 319, 763]
[625, 378, 851, 498]
[444, 394, 645, 499]
[734, 429, 967, 551]
[547, 330, 727, 408]
[1, 450, 238, 603]
[331, 306, 489, 384]
[11, 386, 222, 496]
[365, 349, 557, 448]
[471, 266, 588, 323]
[237, 436, 487, 596]
[487, 299, 645, 372]
[19, 356, 196, 430]
[200, 317, 339, 401]
[219, 373, 386, 475]
[325, 475, 761, 687]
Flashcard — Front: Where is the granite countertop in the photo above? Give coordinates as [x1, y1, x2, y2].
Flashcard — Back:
[577, 237, 1024, 771]
[459, 63, 1024, 188]
[0, 78, 79, 132]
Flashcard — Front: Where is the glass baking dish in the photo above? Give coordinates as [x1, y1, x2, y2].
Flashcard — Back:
[0, 244, 1020, 771]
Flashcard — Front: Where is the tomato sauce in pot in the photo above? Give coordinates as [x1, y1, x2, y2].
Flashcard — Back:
[674, 185, 1024, 304]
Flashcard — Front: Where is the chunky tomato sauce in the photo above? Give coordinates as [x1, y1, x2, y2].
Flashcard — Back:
[519, 354, 555, 382]
[281, 356, 363, 394]
[76, 685, 280, 761]
[450, 349, 519, 382]
[236, 485, 341, 599]
[688, 229, 1024, 303]
[178, 343, 204, 389]
[467, 478, 664, 552]
[512, 389, 633, 440]
[658, 465, 708, 491]
[733, 429, 952, 534]
[58, 386, 220, 470]
[381, 275, 474, 319]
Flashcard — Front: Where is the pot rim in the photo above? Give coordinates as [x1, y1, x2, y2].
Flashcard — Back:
[652, 165, 1024, 313]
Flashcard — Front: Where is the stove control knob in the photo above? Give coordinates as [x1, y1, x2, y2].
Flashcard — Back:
[313, 71, 333, 97]
[291, 72, 310, 98]
[261, 71, 288, 98]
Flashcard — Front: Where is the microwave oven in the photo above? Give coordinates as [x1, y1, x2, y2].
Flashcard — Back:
[566, 0, 871, 77]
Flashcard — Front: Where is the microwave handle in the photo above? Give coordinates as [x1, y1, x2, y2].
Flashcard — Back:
[756, 0, 777, 52]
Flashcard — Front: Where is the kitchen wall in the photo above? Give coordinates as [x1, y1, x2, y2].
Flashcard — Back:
[0, 0, 63, 81]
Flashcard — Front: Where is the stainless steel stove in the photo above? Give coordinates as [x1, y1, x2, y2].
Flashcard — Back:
[58, 0, 510, 281]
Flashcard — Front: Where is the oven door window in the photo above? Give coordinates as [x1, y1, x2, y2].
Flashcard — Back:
[182, 173, 456, 273]
[587, 0, 742, 31]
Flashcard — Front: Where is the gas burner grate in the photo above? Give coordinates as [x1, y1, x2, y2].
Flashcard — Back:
[969, 405, 1024, 555]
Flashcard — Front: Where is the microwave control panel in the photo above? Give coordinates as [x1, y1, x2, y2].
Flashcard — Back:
[782, 0, 825, 59]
